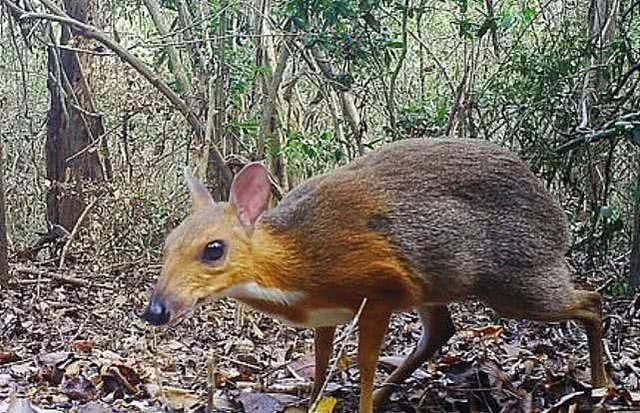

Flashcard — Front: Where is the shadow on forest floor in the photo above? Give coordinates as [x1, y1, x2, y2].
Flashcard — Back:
[1, 262, 639, 412]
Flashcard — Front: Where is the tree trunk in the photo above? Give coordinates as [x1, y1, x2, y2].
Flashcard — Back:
[258, 43, 291, 190]
[582, 0, 621, 257]
[46, 0, 111, 231]
[310, 47, 366, 155]
[0, 143, 8, 288]
[630, 152, 640, 289]
[254, 0, 289, 190]
[144, 0, 193, 95]
[206, 1, 230, 201]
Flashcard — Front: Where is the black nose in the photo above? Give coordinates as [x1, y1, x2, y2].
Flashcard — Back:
[142, 297, 170, 326]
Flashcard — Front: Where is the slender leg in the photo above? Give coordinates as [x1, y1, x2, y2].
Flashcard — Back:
[571, 290, 607, 387]
[358, 308, 391, 413]
[534, 290, 607, 387]
[373, 305, 455, 407]
[500, 288, 607, 387]
[311, 326, 336, 402]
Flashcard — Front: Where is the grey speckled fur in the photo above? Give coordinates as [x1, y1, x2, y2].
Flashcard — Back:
[263, 138, 574, 317]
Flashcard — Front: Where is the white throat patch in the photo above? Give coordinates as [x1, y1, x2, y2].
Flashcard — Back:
[224, 281, 306, 306]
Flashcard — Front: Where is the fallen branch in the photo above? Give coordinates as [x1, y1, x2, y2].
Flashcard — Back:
[12, 266, 113, 290]
[58, 196, 100, 270]
[235, 381, 313, 393]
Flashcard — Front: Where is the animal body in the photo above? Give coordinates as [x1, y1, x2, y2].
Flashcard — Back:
[143, 138, 607, 412]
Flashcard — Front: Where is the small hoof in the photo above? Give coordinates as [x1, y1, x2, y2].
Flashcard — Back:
[372, 387, 393, 408]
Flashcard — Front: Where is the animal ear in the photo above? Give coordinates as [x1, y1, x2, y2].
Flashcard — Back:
[184, 168, 214, 211]
[229, 162, 272, 229]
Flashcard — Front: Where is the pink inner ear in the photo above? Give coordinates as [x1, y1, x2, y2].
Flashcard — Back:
[230, 163, 272, 228]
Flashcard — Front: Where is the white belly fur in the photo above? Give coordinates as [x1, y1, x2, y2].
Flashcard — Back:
[296, 308, 355, 328]
[223, 281, 354, 328]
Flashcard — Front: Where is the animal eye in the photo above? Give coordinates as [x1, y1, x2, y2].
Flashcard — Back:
[203, 240, 225, 262]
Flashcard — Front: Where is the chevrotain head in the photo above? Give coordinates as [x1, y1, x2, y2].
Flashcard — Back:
[142, 163, 272, 326]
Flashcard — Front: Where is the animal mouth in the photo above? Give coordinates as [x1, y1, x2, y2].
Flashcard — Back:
[167, 308, 191, 327]
[167, 298, 206, 327]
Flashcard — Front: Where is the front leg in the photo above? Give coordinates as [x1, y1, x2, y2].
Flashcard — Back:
[311, 326, 336, 402]
[358, 308, 391, 413]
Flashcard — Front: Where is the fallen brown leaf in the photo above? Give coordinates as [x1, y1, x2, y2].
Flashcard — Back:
[63, 375, 97, 401]
[238, 392, 286, 413]
[0, 351, 18, 364]
[35, 365, 63, 385]
[72, 339, 95, 353]
[161, 386, 200, 411]
[470, 325, 504, 338]
[289, 353, 316, 381]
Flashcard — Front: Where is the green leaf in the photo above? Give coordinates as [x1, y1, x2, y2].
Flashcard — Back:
[522, 7, 536, 23]
[254, 66, 273, 75]
[599, 206, 613, 219]
[292, 16, 307, 29]
[303, 34, 318, 48]
[499, 10, 516, 29]
[386, 41, 405, 48]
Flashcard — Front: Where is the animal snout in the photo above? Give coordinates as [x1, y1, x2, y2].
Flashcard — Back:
[142, 295, 170, 326]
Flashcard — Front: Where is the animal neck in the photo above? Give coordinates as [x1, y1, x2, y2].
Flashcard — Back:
[226, 222, 310, 306]
[227, 218, 425, 315]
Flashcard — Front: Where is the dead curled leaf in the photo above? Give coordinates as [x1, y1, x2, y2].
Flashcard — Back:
[439, 353, 464, 365]
[35, 365, 64, 385]
[336, 354, 351, 371]
[0, 351, 19, 364]
[238, 392, 300, 413]
[239, 392, 283, 413]
[289, 353, 316, 381]
[100, 364, 142, 397]
[63, 375, 97, 401]
[72, 339, 96, 353]
[161, 386, 200, 411]
[38, 351, 71, 366]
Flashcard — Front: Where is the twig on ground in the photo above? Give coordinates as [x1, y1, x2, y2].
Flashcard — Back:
[207, 352, 216, 413]
[12, 266, 113, 290]
[541, 390, 585, 413]
[595, 277, 614, 292]
[215, 353, 262, 370]
[58, 196, 100, 270]
[149, 331, 170, 409]
[235, 381, 313, 393]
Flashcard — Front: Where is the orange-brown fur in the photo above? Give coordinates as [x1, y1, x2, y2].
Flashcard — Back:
[247, 223, 425, 320]
[159, 187, 425, 324]
[145, 138, 608, 413]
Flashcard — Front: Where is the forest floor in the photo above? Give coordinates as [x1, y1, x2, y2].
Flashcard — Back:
[1, 261, 640, 413]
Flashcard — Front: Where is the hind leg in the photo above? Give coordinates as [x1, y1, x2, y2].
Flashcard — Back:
[373, 305, 455, 407]
[498, 288, 607, 387]
[567, 290, 607, 387]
